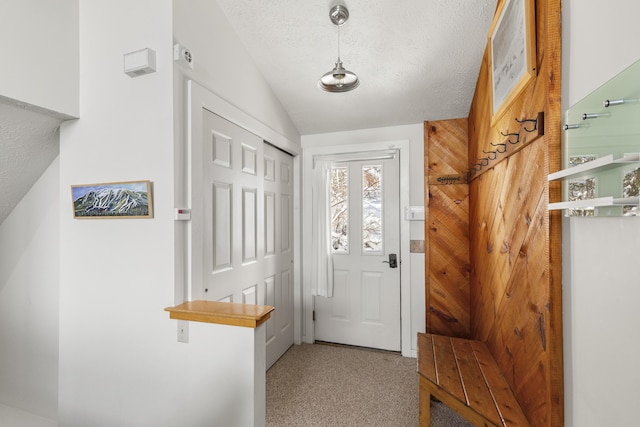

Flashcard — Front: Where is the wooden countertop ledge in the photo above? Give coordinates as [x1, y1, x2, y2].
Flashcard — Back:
[164, 300, 274, 328]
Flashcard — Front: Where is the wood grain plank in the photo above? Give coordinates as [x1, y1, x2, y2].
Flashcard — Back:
[419, 377, 432, 427]
[432, 335, 465, 402]
[467, 0, 563, 425]
[471, 340, 531, 427]
[417, 332, 437, 382]
[429, 183, 470, 337]
[419, 334, 530, 427]
[426, 118, 471, 338]
[164, 300, 274, 328]
[451, 338, 502, 425]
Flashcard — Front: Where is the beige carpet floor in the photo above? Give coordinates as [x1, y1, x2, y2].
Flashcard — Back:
[266, 343, 472, 426]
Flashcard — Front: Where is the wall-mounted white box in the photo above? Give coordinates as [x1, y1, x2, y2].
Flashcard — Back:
[405, 206, 425, 221]
[124, 48, 156, 77]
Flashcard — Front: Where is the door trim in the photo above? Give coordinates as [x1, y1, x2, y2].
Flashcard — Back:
[302, 140, 413, 357]
[180, 80, 303, 345]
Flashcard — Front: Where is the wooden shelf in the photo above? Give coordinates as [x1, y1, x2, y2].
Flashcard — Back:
[165, 300, 274, 328]
[548, 153, 640, 181]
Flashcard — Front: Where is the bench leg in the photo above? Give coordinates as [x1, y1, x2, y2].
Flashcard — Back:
[419, 377, 431, 426]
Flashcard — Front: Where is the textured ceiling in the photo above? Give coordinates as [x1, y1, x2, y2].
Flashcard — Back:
[215, 0, 498, 135]
[0, 1, 497, 224]
[0, 99, 64, 225]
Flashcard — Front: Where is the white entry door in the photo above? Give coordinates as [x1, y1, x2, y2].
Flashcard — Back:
[193, 109, 294, 368]
[314, 156, 401, 351]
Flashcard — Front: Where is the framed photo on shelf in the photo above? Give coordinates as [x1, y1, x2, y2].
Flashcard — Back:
[71, 180, 153, 219]
[489, 0, 536, 123]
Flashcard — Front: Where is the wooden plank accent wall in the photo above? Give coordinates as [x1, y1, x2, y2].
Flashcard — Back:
[467, 0, 563, 426]
[424, 119, 470, 338]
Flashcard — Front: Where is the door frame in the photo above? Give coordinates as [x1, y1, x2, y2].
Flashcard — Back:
[179, 80, 303, 344]
[302, 140, 413, 357]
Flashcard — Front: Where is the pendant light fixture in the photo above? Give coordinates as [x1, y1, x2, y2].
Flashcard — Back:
[318, 4, 360, 93]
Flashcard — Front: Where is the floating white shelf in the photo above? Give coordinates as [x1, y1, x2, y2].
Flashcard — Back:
[549, 196, 640, 211]
[548, 153, 640, 181]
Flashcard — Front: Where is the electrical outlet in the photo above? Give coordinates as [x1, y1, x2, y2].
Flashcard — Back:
[177, 320, 189, 343]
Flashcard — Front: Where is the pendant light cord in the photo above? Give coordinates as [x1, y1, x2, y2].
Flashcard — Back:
[337, 24, 341, 61]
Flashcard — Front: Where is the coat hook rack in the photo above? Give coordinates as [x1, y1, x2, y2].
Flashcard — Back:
[436, 175, 465, 185]
[500, 130, 521, 144]
[469, 112, 545, 182]
[482, 149, 497, 160]
[490, 142, 507, 153]
[515, 117, 538, 132]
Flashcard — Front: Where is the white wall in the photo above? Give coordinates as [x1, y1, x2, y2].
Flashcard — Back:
[57, 1, 299, 425]
[561, 1, 640, 426]
[0, 0, 78, 117]
[0, 1, 77, 423]
[172, 0, 300, 148]
[0, 159, 60, 422]
[301, 123, 426, 357]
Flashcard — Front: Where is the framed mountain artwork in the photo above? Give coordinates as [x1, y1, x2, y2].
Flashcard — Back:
[71, 180, 153, 219]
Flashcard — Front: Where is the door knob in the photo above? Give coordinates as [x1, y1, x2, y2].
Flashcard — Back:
[382, 253, 398, 268]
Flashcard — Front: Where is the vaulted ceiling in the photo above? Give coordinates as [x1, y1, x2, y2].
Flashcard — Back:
[215, 0, 498, 134]
[0, 1, 497, 225]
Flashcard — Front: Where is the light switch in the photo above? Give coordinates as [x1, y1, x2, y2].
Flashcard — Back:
[174, 208, 191, 221]
[405, 206, 425, 221]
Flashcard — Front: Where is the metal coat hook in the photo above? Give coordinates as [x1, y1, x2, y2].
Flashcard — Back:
[582, 112, 610, 120]
[482, 149, 497, 160]
[515, 117, 538, 132]
[501, 130, 521, 144]
[603, 99, 627, 108]
[490, 142, 507, 153]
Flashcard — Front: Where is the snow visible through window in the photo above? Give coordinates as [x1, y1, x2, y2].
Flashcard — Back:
[331, 167, 349, 253]
[362, 165, 382, 253]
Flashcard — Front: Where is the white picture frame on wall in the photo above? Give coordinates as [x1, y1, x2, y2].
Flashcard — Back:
[489, 0, 537, 123]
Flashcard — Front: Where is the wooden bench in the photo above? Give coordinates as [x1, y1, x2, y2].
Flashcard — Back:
[417, 333, 530, 427]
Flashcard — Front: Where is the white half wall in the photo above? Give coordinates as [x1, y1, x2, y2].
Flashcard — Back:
[561, 1, 640, 426]
[0, 0, 78, 117]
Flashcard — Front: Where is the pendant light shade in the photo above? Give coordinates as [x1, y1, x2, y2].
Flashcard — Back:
[318, 59, 360, 92]
[318, 5, 359, 93]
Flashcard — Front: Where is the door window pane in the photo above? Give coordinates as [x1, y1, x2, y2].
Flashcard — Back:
[363, 165, 382, 252]
[331, 167, 349, 253]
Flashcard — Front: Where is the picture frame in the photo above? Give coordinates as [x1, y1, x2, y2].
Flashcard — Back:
[489, 0, 536, 123]
[71, 180, 153, 219]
